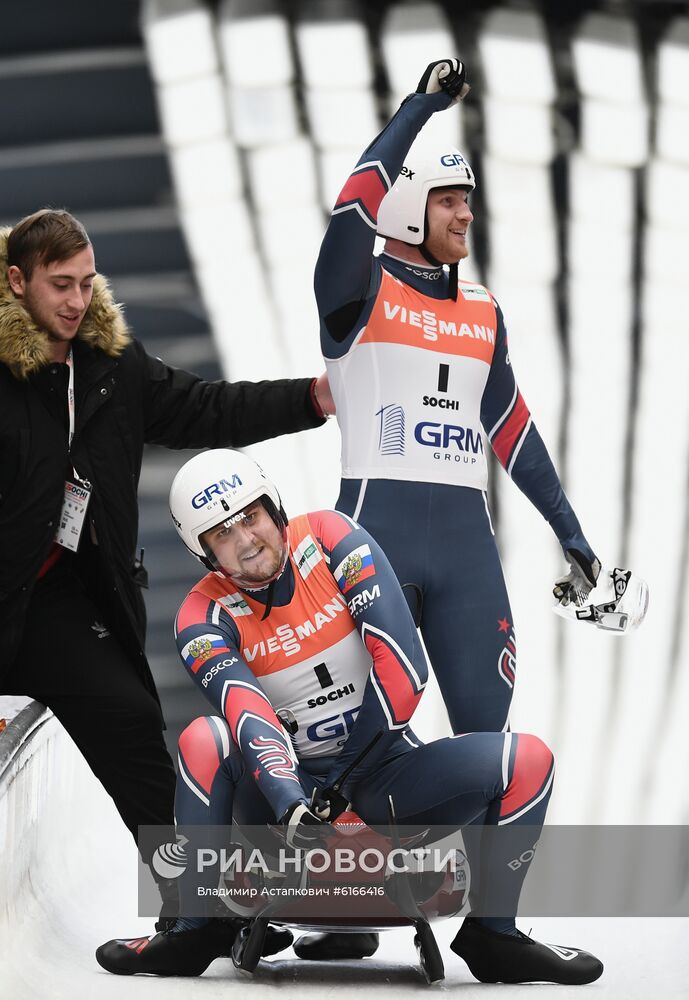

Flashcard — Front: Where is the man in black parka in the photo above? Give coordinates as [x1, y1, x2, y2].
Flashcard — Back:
[0, 209, 330, 920]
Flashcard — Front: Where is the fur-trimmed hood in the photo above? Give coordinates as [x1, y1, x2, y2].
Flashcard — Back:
[0, 227, 131, 379]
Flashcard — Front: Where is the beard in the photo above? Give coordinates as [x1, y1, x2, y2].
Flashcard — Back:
[232, 544, 286, 588]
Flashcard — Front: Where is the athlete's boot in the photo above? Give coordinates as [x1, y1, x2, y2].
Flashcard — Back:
[293, 931, 379, 960]
[96, 920, 293, 976]
[212, 919, 292, 958]
[450, 918, 603, 985]
[96, 922, 233, 977]
[153, 876, 179, 932]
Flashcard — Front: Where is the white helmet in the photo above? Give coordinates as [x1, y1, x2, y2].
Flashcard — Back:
[377, 139, 476, 245]
[169, 449, 284, 572]
[553, 567, 649, 635]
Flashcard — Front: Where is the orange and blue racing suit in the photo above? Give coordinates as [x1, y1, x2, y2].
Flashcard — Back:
[314, 89, 597, 733]
[173, 510, 554, 928]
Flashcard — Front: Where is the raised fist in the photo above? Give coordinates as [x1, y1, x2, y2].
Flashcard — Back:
[416, 59, 469, 103]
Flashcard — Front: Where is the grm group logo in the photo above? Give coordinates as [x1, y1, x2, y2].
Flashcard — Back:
[440, 153, 467, 167]
[192, 475, 243, 509]
[414, 421, 485, 465]
[415, 422, 484, 453]
[306, 707, 360, 745]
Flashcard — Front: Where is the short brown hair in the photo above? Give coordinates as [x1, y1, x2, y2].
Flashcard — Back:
[7, 209, 91, 279]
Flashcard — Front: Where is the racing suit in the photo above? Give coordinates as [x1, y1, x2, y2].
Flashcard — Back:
[314, 90, 596, 732]
[173, 510, 554, 920]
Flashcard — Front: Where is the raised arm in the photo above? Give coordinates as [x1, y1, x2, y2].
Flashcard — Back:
[316, 61, 467, 348]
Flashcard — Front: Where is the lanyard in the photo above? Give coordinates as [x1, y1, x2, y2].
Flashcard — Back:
[64, 348, 91, 489]
[66, 346, 76, 449]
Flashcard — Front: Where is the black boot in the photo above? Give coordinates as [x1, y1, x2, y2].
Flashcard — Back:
[257, 924, 294, 958]
[96, 921, 234, 977]
[293, 931, 379, 960]
[96, 920, 293, 976]
[201, 918, 293, 959]
[450, 919, 604, 985]
[153, 876, 179, 932]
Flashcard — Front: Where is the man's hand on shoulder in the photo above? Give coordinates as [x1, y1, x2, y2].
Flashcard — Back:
[311, 372, 336, 418]
[416, 59, 470, 104]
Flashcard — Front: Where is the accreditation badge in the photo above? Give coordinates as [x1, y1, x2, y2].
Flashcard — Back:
[55, 479, 92, 552]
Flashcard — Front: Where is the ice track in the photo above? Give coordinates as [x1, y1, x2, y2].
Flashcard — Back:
[2, 708, 687, 1000]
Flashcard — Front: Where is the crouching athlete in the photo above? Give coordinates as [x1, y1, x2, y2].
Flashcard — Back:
[96, 450, 602, 985]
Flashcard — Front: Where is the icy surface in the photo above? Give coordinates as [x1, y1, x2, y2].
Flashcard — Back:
[2, 713, 687, 998]
[0, 696, 33, 723]
[5, 808, 689, 1000]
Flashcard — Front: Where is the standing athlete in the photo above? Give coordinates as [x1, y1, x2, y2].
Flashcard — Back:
[316, 57, 598, 736]
[96, 449, 602, 985]
[310, 60, 600, 959]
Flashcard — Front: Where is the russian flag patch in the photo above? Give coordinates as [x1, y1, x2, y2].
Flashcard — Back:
[181, 633, 230, 673]
[334, 544, 376, 594]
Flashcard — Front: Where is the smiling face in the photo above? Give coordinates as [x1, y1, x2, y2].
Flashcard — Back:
[200, 500, 286, 587]
[423, 186, 473, 264]
[8, 244, 97, 362]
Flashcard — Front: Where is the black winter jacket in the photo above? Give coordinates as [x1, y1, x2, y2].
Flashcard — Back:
[0, 234, 324, 687]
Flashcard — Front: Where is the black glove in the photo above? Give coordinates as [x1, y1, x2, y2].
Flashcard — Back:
[553, 549, 602, 607]
[279, 801, 330, 850]
[416, 58, 470, 103]
[310, 785, 350, 824]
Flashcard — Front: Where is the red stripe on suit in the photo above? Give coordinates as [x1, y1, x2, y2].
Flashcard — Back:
[492, 392, 530, 469]
[335, 167, 387, 220]
[178, 717, 223, 795]
[364, 631, 421, 725]
[224, 686, 278, 743]
[307, 509, 357, 550]
[499, 734, 553, 819]
[177, 591, 214, 633]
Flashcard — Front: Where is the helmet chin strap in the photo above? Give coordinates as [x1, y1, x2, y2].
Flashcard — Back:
[447, 261, 458, 301]
[246, 544, 289, 621]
